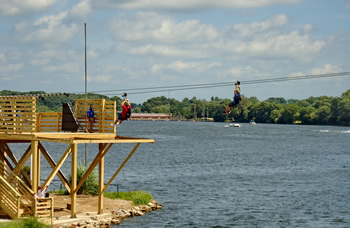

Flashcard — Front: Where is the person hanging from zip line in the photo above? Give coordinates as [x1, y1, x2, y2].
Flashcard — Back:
[224, 81, 242, 115]
[112, 98, 132, 127]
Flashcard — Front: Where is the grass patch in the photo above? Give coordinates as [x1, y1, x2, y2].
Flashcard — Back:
[48, 189, 66, 194]
[104, 190, 153, 206]
[0, 217, 48, 228]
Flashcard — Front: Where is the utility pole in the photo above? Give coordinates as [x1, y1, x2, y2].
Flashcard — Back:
[84, 23, 88, 167]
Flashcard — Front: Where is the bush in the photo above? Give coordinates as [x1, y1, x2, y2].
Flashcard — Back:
[66, 162, 99, 196]
[104, 190, 153, 205]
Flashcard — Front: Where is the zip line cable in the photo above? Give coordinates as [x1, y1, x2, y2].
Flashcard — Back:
[76, 72, 350, 96]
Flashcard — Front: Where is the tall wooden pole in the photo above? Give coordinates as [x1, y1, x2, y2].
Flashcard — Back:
[71, 143, 77, 218]
[85, 23, 88, 167]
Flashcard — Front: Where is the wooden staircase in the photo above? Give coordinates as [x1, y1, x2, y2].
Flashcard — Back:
[0, 160, 53, 224]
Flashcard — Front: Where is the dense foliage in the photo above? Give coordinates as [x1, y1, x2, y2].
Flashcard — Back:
[1, 89, 349, 126]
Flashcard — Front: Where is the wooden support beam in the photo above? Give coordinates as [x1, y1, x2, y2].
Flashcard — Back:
[103, 143, 140, 193]
[13, 144, 31, 175]
[71, 143, 77, 218]
[37, 144, 40, 187]
[98, 143, 104, 214]
[40, 143, 72, 193]
[31, 140, 39, 192]
[73, 143, 112, 194]
[0, 143, 32, 188]
[0, 143, 17, 167]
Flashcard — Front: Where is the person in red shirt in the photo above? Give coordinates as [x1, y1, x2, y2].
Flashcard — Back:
[113, 99, 132, 127]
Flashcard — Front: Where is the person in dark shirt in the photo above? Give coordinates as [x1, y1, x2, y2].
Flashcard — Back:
[87, 104, 95, 133]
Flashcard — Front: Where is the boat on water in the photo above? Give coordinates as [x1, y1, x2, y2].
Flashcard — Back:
[225, 123, 240, 127]
[249, 120, 256, 125]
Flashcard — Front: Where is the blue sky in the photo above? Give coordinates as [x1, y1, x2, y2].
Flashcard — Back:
[0, 0, 349, 103]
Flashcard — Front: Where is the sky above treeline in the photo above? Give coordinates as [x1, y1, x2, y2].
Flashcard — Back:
[0, 0, 349, 103]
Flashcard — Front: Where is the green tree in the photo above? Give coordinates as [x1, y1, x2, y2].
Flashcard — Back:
[337, 98, 350, 126]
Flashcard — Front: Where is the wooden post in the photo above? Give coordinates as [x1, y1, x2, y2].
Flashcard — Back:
[71, 143, 77, 218]
[98, 143, 104, 214]
[31, 140, 39, 192]
[37, 144, 40, 188]
[101, 99, 105, 133]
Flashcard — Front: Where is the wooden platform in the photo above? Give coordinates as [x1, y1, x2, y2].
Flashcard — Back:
[0, 97, 155, 220]
[0, 132, 154, 144]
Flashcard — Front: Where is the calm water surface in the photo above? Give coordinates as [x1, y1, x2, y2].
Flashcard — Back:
[11, 121, 350, 227]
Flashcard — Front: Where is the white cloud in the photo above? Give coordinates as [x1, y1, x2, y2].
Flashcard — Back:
[0, 53, 6, 62]
[15, 22, 27, 32]
[24, 23, 79, 43]
[21, 0, 91, 44]
[222, 30, 326, 59]
[88, 50, 99, 59]
[226, 66, 255, 77]
[303, 24, 312, 33]
[31, 58, 50, 66]
[96, 0, 299, 10]
[0, 63, 23, 73]
[130, 45, 205, 58]
[93, 74, 112, 83]
[110, 13, 218, 43]
[0, 0, 57, 16]
[232, 14, 288, 37]
[311, 64, 342, 75]
[152, 60, 221, 73]
[70, 0, 91, 18]
[290, 64, 343, 79]
[42, 62, 79, 73]
[112, 13, 325, 60]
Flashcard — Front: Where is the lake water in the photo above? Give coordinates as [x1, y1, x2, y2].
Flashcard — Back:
[11, 121, 350, 227]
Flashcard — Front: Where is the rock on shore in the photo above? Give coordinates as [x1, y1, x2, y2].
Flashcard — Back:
[67, 200, 162, 228]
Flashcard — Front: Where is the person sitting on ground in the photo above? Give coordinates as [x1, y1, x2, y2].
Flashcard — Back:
[112, 99, 132, 127]
[224, 81, 242, 115]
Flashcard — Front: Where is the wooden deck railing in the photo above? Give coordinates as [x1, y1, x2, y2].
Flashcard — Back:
[0, 97, 36, 134]
[36, 112, 62, 132]
[34, 197, 54, 225]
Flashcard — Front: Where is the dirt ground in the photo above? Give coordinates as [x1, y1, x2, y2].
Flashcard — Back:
[0, 194, 133, 220]
[52, 194, 134, 217]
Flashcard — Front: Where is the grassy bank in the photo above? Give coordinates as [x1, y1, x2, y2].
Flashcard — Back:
[0, 217, 47, 228]
[104, 190, 153, 205]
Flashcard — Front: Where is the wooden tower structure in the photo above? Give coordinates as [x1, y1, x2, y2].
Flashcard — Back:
[0, 96, 154, 221]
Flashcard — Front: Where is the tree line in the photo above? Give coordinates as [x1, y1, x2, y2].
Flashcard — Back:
[1, 89, 349, 126]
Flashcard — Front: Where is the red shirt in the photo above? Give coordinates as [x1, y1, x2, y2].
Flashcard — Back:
[121, 104, 132, 119]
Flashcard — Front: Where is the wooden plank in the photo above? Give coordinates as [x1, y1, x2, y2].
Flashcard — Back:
[31, 140, 39, 192]
[98, 145, 104, 214]
[70, 143, 77, 218]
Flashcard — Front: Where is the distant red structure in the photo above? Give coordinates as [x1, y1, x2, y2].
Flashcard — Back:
[129, 113, 172, 121]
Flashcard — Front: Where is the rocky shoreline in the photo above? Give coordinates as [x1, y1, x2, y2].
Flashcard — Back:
[55, 200, 162, 228]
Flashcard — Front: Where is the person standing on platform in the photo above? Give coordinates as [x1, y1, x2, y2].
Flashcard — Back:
[87, 104, 95, 133]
